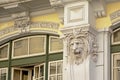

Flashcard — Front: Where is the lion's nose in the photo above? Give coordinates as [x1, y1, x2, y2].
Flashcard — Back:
[73, 43, 77, 50]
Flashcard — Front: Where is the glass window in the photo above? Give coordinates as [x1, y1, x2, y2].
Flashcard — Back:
[0, 44, 8, 60]
[13, 69, 20, 80]
[49, 61, 63, 80]
[34, 64, 45, 80]
[49, 37, 63, 53]
[0, 68, 7, 80]
[13, 68, 31, 80]
[113, 28, 120, 43]
[29, 36, 45, 54]
[13, 38, 28, 57]
[13, 36, 46, 58]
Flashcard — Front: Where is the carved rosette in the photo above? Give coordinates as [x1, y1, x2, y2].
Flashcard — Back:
[61, 26, 98, 65]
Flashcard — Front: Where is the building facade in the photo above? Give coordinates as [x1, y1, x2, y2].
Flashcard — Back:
[0, 0, 120, 80]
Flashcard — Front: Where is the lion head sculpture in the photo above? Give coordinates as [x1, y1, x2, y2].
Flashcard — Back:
[68, 36, 89, 64]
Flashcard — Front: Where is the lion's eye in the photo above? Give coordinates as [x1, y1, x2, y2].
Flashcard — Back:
[76, 42, 79, 45]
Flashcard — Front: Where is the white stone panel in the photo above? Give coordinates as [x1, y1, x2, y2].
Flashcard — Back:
[96, 66, 104, 80]
[64, 1, 95, 27]
[64, 1, 88, 27]
[96, 52, 104, 66]
[97, 31, 104, 52]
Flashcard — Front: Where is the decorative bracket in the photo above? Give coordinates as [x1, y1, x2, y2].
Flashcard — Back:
[92, 0, 106, 18]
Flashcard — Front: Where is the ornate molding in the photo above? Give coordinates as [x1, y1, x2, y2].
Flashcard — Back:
[12, 12, 31, 33]
[61, 26, 98, 65]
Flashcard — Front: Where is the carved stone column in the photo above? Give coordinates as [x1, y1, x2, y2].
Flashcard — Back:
[49, 0, 107, 80]
[61, 26, 98, 80]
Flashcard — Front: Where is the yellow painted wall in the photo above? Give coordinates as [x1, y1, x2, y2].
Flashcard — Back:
[31, 13, 63, 28]
[96, 2, 120, 29]
[0, 21, 14, 30]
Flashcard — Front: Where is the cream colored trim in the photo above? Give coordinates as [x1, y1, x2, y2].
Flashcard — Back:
[49, 36, 63, 53]
[0, 43, 9, 61]
[12, 35, 46, 59]
[112, 28, 120, 45]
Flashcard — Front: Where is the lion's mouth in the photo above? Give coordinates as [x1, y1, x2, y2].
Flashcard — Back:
[74, 49, 82, 55]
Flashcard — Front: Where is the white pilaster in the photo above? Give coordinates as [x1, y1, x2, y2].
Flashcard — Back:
[97, 28, 111, 80]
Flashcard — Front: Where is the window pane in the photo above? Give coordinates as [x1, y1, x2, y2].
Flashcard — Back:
[13, 69, 20, 80]
[0, 45, 8, 59]
[29, 37, 45, 54]
[35, 67, 39, 78]
[49, 61, 63, 80]
[1, 69, 7, 80]
[57, 62, 62, 74]
[50, 63, 56, 75]
[22, 71, 28, 80]
[40, 65, 44, 77]
[113, 29, 120, 42]
[14, 38, 28, 57]
[50, 37, 63, 52]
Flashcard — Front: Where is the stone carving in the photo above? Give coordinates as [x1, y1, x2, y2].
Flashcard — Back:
[14, 17, 30, 33]
[12, 12, 30, 33]
[62, 26, 98, 65]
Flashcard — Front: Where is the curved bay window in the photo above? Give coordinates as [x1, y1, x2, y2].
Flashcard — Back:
[12, 36, 46, 58]
[0, 34, 63, 80]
